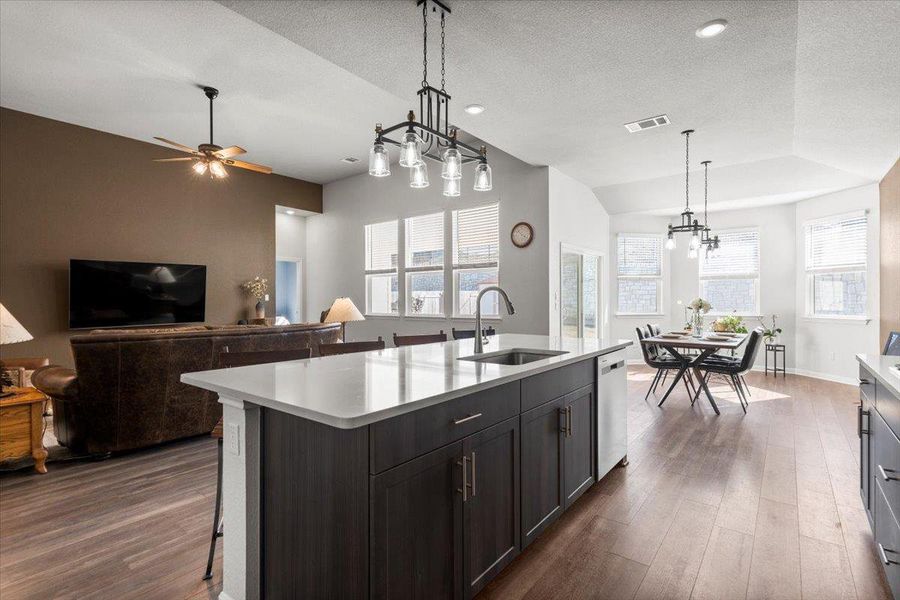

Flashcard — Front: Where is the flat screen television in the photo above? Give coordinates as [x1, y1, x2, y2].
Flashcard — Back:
[69, 259, 207, 329]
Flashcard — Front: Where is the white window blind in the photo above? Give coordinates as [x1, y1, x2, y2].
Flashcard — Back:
[405, 213, 444, 316]
[698, 229, 759, 315]
[365, 220, 398, 315]
[453, 204, 500, 316]
[805, 212, 867, 317]
[616, 234, 662, 314]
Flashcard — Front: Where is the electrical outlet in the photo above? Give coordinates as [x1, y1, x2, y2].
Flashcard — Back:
[264, 294, 270, 302]
[228, 423, 241, 456]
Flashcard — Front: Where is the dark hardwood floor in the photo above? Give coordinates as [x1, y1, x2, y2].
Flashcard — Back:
[0, 367, 891, 599]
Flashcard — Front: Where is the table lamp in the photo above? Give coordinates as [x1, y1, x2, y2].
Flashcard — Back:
[1, 303, 34, 397]
[324, 297, 364, 341]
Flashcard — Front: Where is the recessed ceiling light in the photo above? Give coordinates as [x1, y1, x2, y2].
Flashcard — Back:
[696, 19, 728, 38]
[286, 209, 296, 215]
[464, 104, 485, 115]
[341, 157, 360, 164]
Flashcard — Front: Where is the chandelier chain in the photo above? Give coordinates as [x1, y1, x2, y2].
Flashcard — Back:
[422, 1, 428, 87]
[704, 161, 709, 223]
[440, 12, 446, 91]
[684, 131, 690, 210]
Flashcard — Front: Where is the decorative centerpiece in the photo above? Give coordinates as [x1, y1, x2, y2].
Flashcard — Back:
[688, 297, 712, 338]
[713, 312, 748, 333]
[759, 314, 782, 345]
[241, 276, 269, 319]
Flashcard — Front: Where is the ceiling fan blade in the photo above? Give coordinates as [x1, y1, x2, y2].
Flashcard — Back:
[224, 159, 273, 174]
[153, 157, 195, 162]
[214, 145, 247, 158]
[153, 137, 200, 154]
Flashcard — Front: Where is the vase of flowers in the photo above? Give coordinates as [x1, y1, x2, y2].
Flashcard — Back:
[759, 314, 782, 345]
[688, 298, 712, 338]
[241, 276, 269, 319]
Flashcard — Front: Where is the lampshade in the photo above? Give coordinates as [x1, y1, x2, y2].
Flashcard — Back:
[324, 298, 365, 324]
[0, 304, 33, 345]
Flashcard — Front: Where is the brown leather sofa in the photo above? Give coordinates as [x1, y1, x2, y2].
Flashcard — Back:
[32, 323, 340, 454]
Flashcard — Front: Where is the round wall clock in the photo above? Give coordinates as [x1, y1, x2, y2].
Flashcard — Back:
[511, 222, 534, 248]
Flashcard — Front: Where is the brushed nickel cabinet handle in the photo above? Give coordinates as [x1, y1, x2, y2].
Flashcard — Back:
[567, 405, 573, 437]
[879, 465, 899, 482]
[470, 451, 476, 498]
[860, 378, 871, 385]
[878, 543, 897, 565]
[453, 413, 482, 426]
[457, 456, 468, 502]
[559, 407, 567, 435]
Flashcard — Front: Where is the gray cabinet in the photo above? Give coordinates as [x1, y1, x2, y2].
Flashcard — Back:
[861, 368, 875, 527]
[563, 385, 596, 507]
[520, 397, 565, 547]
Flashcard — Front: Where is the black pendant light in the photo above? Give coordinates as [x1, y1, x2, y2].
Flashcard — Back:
[664, 129, 705, 257]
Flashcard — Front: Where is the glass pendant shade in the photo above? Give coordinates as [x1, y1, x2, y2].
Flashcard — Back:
[473, 162, 492, 191]
[368, 142, 391, 177]
[409, 161, 429, 188]
[209, 160, 227, 178]
[441, 147, 462, 180]
[688, 247, 698, 259]
[192, 160, 208, 175]
[442, 176, 460, 197]
[665, 234, 676, 250]
[399, 131, 423, 167]
[689, 233, 700, 250]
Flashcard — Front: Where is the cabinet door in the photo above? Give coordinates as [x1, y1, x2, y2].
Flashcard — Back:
[520, 397, 565, 548]
[860, 399, 873, 527]
[563, 385, 596, 508]
[463, 417, 520, 599]
[370, 441, 464, 600]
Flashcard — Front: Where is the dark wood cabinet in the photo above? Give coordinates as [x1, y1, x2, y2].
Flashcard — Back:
[563, 385, 596, 507]
[463, 417, 520, 599]
[520, 398, 565, 547]
[370, 441, 464, 600]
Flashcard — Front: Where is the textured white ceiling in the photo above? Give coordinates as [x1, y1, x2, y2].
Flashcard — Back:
[1, 0, 897, 214]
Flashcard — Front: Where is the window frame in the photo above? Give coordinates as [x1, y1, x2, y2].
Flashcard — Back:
[404, 211, 445, 317]
[803, 211, 868, 320]
[364, 219, 399, 317]
[615, 233, 663, 316]
[697, 227, 760, 317]
[451, 203, 501, 319]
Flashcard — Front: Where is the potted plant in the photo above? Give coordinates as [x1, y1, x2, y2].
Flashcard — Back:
[241, 276, 269, 319]
[759, 314, 783, 345]
[688, 298, 712, 338]
[714, 312, 748, 334]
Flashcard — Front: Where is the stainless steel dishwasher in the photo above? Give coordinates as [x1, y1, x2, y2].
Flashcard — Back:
[597, 350, 628, 480]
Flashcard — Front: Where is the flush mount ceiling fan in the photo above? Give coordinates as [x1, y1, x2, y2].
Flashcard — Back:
[153, 86, 272, 178]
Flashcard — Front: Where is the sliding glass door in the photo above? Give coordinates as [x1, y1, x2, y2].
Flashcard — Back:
[560, 247, 603, 339]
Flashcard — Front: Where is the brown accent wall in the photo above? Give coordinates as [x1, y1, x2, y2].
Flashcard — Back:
[881, 158, 900, 348]
[0, 108, 321, 367]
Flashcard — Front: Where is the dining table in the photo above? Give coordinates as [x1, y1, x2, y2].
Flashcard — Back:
[640, 331, 748, 415]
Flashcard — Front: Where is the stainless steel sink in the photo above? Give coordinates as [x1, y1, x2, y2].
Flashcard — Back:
[458, 348, 568, 365]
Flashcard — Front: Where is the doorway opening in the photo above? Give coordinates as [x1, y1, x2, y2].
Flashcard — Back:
[560, 245, 605, 339]
[276, 258, 302, 324]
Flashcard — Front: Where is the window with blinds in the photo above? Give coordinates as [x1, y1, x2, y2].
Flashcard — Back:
[364, 220, 398, 315]
[616, 234, 662, 314]
[698, 229, 759, 314]
[453, 204, 500, 316]
[805, 212, 867, 317]
[405, 213, 444, 316]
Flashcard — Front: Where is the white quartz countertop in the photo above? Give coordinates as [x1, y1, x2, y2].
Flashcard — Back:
[181, 334, 632, 429]
[857, 354, 900, 398]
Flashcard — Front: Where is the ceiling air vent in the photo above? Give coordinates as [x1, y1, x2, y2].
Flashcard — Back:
[624, 114, 670, 133]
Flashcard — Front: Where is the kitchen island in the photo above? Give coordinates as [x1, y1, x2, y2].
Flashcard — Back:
[182, 334, 631, 600]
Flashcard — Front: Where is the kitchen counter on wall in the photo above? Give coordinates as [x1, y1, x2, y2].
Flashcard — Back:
[182, 333, 632, 428]
[857, 353, 900, 397]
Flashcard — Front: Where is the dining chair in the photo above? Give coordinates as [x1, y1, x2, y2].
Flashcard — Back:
[452, 326, 496, 340]
[393, 331, 447, 347]
[636, 327, 695, 401]
[318, 337, 386, 356]
[884, 331, 900, 356]
[695, 328, 763, 413]
[203, 346, 313, 581]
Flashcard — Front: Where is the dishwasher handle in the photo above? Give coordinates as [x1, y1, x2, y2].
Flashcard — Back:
[601, 360, 625, 376]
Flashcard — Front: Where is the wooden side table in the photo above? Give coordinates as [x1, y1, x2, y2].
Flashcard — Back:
[0, 387, 48, 473]
[765, 344, 786, 378]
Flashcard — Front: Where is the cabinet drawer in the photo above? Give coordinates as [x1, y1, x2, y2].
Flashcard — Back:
[876, 380, 900, 440]
[521, 360, 594, 412]
[860, 365, 876, 404]
[370, 381, 520, 474]
[874, 480, 900, 599]
[874, 408, 900, 513]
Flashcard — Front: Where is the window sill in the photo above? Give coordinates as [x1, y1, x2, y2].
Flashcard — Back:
[364, 313, 399, 319]
[404, 314, 447, 320]
[802, 315, 871, 324]
[614, 313, 665, 318]
[450, 315, 504, 322]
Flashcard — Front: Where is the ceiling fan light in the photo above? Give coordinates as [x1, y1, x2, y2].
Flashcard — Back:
[192, 160, 208, 175]
[442, 177, 460, 197]
[473, 162, 492, 192]
[409, 161, 429, 188]
[369, 142, 391, 177]
[399, 131, 423, 168]
[441, 147, 462, 180]
[209, 160, 227, 178]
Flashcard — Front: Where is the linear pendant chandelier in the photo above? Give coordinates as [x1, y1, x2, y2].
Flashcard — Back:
[665, 129, 705, 258]
[699, 160, 720, 258]
[368, 0, 492, 196]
